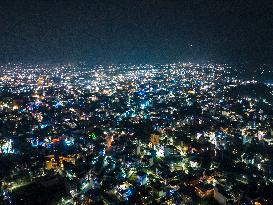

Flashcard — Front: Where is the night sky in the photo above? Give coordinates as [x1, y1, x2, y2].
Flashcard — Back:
[0, 0, 273, 64]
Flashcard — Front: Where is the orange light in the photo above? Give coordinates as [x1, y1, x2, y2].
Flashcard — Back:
[52, 138, 60, 143]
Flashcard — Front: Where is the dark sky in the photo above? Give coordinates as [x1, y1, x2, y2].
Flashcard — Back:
[0, 0, 273, 64]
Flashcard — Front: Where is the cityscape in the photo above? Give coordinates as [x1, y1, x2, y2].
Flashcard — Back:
[0, 62, 272, 204]
[1, 0, 273, 204]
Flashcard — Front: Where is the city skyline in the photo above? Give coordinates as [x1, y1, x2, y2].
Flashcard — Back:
[0, 1, 273, 205]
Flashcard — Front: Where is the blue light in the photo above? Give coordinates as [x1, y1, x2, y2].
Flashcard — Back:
[46, 144, 52, 149]
[54, 101, 63, 108]
[99, 149, 105, 156]
[169, 189, 176, 195]
[127, 188, 132, 196]
[40, 124, 48, 129]
[139, 90, 146, 96]
[64, 138, 74, 146]
[123, 188, 133, 200]
[31, 138, 39, 147]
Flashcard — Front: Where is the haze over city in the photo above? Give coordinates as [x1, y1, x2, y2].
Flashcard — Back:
[0, 1, 273, 205]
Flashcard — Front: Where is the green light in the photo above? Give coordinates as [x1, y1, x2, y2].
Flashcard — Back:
[91, 132, 96, 140]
